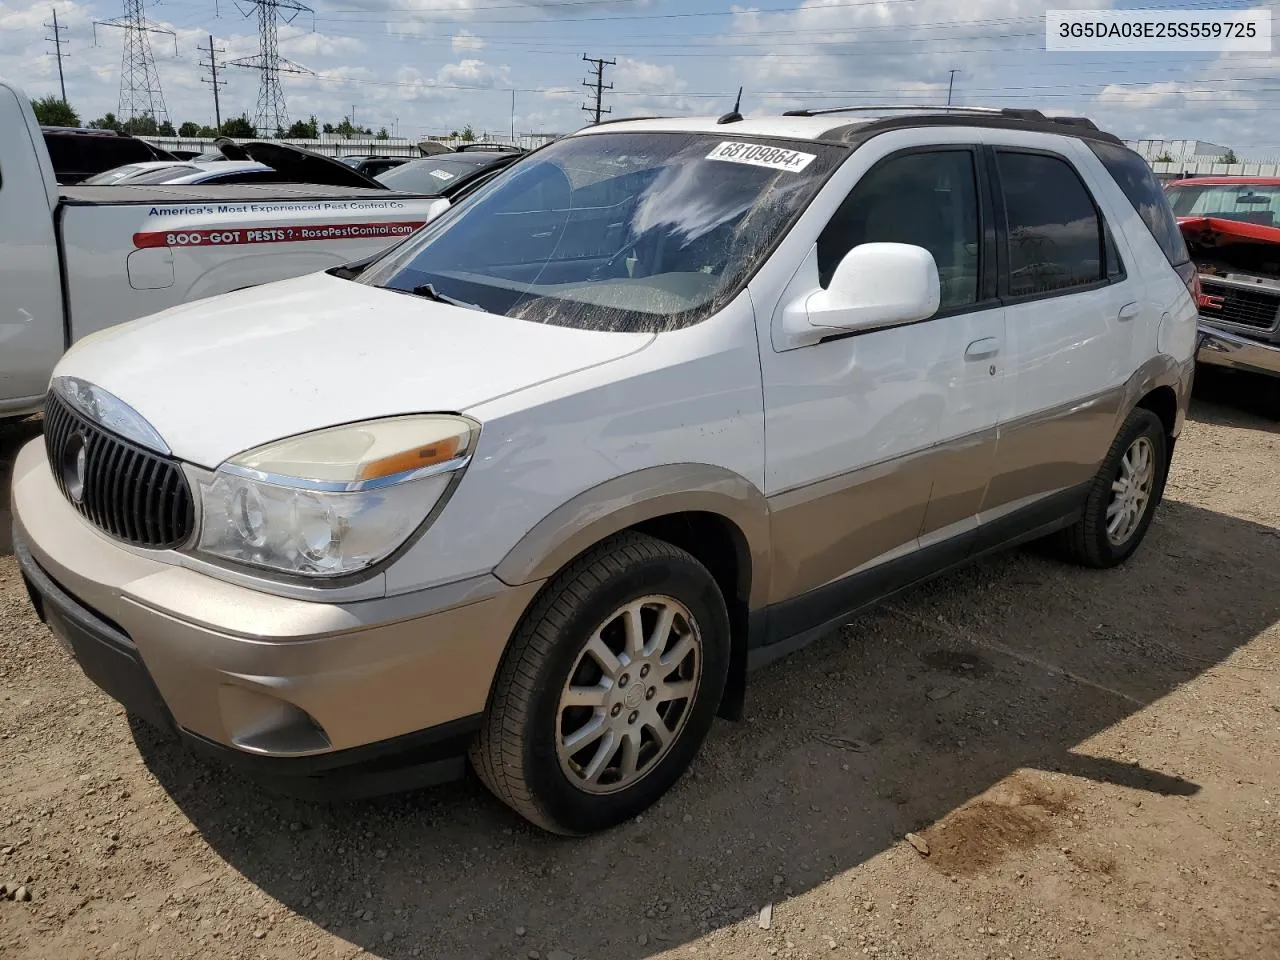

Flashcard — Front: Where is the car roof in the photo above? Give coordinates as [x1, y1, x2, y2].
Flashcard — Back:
[570, 108, 1122, 147]
[571, 115, 852, 142]
[160, 161, 272, 183]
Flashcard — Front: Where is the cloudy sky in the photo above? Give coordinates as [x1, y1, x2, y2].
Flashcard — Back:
[2, 0, 1277, 155]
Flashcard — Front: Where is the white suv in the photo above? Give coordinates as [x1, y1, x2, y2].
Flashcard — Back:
[13, 107, 1200, 835]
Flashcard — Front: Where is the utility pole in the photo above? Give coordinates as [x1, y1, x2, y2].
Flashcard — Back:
[510, 89, 515, 142]
[946, 68, 959, 106]
[198, 34, 225, 132]
[581, 54, 614, 125]
[45, 8, 69, 104]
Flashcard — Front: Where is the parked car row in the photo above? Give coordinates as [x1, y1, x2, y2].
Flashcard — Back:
[2, 82, 526, 420]
[9, 85, 1202, 835]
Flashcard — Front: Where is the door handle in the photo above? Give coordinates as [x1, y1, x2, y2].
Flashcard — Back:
[1118, 302, 1140, 322]
[965, 337, 1001, 361]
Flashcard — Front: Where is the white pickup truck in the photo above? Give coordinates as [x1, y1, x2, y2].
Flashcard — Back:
[1, 79, 453, 420]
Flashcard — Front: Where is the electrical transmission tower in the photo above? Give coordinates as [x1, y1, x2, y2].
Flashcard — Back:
[227, 0, 314, 136]
[198, 34, 226, 132]
[581, 54, 614, 125]
[44, 8, 69, 104]
[94, 0, 175, 125]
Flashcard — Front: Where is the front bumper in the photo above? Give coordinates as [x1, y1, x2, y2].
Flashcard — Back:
[1197, 322, 1280, 380]
[11, 438, 541, 798]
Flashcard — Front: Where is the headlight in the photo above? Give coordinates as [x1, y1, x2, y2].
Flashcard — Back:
[195, 415, 477, 577]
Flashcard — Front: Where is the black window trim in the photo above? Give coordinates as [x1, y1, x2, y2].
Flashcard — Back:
[987, 145, 1127, 309]
[815, 143, 1003, 344]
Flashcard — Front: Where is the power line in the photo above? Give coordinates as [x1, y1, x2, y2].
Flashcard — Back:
[226, 0, 314, 135]
[582, 54, 614, 124]
[93, 0, 175, 125]
[44, 7, 69, 104]
[947, 68, 959, 106]
[198, 33, 225, 132]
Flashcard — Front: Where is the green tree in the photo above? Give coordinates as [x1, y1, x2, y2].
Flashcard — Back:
[197, 124, 218, 137]
[322, 121, 335, 134]
[31, 95, 79, 127]
[449, 129, 459, 139]
[1219, 149, 1238, 164]
[460, 124, 475, 141]
[1153, 153, 1174, 163]
[220, 115, 256, 138]
[121, 115, 158, 136]
[334, 117, 356, 138]
[178, 121, 201, 137]
[375, 127, 389, 140]
[286, 116, 318, 138]
[157, 120, 176, 137]
[88, 112, 124, 132]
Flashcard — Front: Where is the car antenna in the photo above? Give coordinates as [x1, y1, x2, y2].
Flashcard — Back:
[717, 87, 744, 124]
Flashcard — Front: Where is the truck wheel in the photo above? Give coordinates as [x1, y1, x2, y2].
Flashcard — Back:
[470, 532, 730, 835]
[1057, 408, 1167, 569]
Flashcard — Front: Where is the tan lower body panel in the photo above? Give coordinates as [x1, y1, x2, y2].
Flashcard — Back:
[982, 387, 1124, 515]
[766, 448, 934, 604]
[764, 385, 1127, 605]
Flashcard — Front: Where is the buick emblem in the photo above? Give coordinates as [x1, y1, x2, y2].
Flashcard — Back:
[60, 432, 88, 505]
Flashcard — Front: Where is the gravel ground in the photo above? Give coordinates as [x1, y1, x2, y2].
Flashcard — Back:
[1, 374, 1278, 960]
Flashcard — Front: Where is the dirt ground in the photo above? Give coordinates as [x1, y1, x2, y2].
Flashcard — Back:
[1, 371, 1278, 960]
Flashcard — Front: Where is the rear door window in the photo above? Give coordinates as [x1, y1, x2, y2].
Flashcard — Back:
[996, 150, 1109, 298]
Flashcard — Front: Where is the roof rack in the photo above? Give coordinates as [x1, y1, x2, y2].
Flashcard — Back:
[783, 104, 1106, 135]
[782, 104, 1009, 118]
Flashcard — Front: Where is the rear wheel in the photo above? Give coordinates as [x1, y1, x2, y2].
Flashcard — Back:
[1057, 408, 1167, 568]
[470, 532, 730, 835]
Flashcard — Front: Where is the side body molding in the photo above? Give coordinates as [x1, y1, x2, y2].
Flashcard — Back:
[493, 463, 772, 610]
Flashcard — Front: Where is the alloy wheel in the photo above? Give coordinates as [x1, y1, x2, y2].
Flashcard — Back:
[555, 596, 702, 795]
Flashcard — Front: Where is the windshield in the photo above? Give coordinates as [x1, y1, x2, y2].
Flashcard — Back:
[375, 154, 500, 192]
[1167, 183, 1280, 227]
[358, 132, 845, 332]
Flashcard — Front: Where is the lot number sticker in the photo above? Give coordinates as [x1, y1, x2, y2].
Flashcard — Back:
[706, 141, 816, 173]
[429, 169, 456, 181]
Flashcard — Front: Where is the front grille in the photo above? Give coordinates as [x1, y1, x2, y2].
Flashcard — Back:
[1199, 278, 1280, 332]
[43, 391, 194, 550]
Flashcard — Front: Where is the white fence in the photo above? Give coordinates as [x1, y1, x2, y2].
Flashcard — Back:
[1152, 159, 1280, 178]
[141, 133, 558, 158]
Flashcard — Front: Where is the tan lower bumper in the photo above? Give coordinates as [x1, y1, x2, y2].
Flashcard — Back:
[11, 438, 539, 758]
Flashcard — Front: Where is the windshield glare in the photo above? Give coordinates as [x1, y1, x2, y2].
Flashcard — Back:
[358, 132, 844, 332]
[1167, 183, 1280, 227]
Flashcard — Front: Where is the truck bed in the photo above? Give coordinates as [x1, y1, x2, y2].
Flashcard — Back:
[59, 183, 437, 205]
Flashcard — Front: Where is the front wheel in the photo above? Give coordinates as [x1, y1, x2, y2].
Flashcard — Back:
[1057, 407, 1168, 568]
[470, 532, 730, 835]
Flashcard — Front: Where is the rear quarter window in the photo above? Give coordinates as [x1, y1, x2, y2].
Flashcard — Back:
[1087, 141, 1190, 267]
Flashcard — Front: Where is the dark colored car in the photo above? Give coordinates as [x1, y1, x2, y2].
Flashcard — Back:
[339, 155, 412, 178]
[374, 149, 524, 200]
[41, 127, 177, 185]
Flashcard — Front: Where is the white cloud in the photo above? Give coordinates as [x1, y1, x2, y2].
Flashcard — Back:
[451, 30, 484, 54]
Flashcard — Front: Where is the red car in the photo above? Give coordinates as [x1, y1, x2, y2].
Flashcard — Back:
[1169, 177, 1280, 414]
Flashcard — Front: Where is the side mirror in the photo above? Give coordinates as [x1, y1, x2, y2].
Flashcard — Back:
[780, 243, 940, 348]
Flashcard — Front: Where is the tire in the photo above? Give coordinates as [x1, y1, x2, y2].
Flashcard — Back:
[470, 531, 731, 835]
[1057, 407, 1168, 568]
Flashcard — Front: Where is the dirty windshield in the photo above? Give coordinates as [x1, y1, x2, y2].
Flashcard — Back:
[357, 131, 845, 332]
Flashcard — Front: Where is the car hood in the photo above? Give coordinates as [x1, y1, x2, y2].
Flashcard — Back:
[55, 273, 655, 467]
[226, 140, 388, 189]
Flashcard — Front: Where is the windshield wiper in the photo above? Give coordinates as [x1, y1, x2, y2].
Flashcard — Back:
[410, 283, 487, 312]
